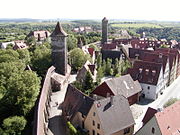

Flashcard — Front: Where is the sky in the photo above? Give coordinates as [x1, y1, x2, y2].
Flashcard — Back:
[1, 0, 180, 21]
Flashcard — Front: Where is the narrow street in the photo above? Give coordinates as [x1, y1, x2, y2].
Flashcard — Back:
[47, 74, 76, 135]
[134, 76, 180, 133]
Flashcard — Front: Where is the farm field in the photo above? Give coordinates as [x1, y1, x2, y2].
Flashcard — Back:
[111, 23, 163, 28]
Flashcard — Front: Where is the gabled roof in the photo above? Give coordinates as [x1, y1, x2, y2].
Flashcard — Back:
[92, 74, 142, 98]
[142, 107, 157, 125]
[51, 22, 68, 37]
[128, 60, 162, 85]
[94, 95, 135, 135]
[155, 101, 180, 135]
[129, 48, 153, 59]
[87, 48, 94, 56]
[62, 84, 94, 121]
[142, 52, 168, 73]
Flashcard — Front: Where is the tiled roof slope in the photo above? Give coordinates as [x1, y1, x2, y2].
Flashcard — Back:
[155, 101, 180, 135]
[128, 60, 162, 85]
[62, 84, 94, 121]
[94, 95, 135, 135]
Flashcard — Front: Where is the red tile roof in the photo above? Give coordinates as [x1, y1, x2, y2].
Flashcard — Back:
[128, 60, 162, 85]
[102, 43, 117, 50]
[155, 101, 180, 135]
[87, 48, 94, 56]
[142, 52, 168, 73]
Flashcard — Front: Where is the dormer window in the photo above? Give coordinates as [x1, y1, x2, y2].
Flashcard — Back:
[139, 68, 143, 73]
[152, 70, 156, 76]
[135, 54, 140, 59]
[145, 69, 149, 75]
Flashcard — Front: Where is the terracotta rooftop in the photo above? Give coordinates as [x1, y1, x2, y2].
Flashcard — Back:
[127, 60, 162, 85]
[62, 84, 94, 121]
[155, 101, 180, 135]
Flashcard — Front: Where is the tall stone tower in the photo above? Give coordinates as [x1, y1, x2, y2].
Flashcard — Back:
[102, 17, 108, 44]
[51, 22, 68, 75]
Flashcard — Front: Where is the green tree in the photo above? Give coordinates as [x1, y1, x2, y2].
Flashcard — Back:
[163, 98, 179, 108]
[67, 121, 78, 135]
[69, 48, 90, 71]
[160, 44, 169, 48]
[67, 34, 78, 51]
[0, 62, 26, 98]
[96, 66, 104, 85]
[121, 60, 131, 75]
[96, 53, 102, 69]
[17, 49, 31, 65]
[84, 71, 94, 92]
[2, 116, 27, 135]
[113, 58, 121, 76]
[31, 45, 51, 77]
[72, 81, 83, 91]
[1, 70, 41, 116]
[26, 36, 36, 46]
[0, 49, 19, 63]
[105, 58, 112, 75]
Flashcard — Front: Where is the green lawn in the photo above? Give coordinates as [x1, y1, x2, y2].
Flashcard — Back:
[111, 23, 163, 28]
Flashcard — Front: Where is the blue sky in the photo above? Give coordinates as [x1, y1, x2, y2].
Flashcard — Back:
[1, 0, 180, 21]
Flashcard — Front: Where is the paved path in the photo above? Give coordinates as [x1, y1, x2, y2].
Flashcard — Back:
[48, 74, 76, 135]
[134, 76, 180, 133]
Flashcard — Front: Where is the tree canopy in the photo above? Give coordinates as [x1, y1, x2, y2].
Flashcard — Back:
[69, 48, 91, 71]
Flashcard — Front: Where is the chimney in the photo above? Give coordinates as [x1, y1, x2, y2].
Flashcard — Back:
[110, 96, 114, 106]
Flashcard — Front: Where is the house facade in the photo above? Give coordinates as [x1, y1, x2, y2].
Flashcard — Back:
[128, 61, 165, 100]
[85, 95, 135, 135]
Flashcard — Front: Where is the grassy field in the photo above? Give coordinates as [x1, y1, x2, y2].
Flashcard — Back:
[111, 23, 163, 28]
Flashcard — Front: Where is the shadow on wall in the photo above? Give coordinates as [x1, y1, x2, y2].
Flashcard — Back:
[48, 115, 66, 135]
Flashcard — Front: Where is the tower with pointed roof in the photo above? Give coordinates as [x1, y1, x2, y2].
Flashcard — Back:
[51, 22, 68, 75]
[102, 17, 108, 44]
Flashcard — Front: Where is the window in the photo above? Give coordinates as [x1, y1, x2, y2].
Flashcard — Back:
[97, 123, 100, 129]
[92, 130, 95, 135]
[124, 128, 130, 134]
[93, 120, 95, 126]
[82, 121, 84, 129]
[152, 127, 155, 134]
[93, 112, 96, 116]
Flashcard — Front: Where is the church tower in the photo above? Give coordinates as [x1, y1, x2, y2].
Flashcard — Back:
[51, 22, 68, 75]
[102, 17, 108, 44]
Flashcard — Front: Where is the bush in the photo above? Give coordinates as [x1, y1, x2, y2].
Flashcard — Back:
[67, 121, 78, 135]
[163, 98, 179, 108]
[2, 116, 27, 135]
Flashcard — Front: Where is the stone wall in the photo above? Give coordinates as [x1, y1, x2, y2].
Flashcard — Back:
[32, 66, 55, 135]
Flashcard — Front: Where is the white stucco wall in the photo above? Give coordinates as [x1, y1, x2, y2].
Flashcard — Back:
[141, 67, 165, 100]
